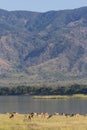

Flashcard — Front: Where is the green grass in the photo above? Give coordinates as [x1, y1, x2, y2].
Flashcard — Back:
[71, 94, 87, 99]
[33, 95, 69, 99]
[33, 94, 87, 99]
[0, 113, 87, 130]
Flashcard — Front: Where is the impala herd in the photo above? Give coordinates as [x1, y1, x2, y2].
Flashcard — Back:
[8, 111, 81, 120]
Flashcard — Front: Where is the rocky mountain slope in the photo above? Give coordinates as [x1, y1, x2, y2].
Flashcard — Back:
[0, 7, 87, 86]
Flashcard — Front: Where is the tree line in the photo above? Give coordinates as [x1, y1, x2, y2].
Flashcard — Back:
[0, 84, 87, 95]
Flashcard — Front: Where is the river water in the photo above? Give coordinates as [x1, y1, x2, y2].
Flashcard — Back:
[0, 96, 87, 114]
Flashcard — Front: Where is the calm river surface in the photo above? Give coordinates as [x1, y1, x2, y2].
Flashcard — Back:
[0, 96, 87, 114]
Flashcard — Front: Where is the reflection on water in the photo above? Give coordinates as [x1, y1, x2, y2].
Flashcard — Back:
[0, 96, 87, 114]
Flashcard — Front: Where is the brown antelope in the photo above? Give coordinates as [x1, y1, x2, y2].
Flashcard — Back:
[47, 114, 53, 119]
[9, 113, 14, 118]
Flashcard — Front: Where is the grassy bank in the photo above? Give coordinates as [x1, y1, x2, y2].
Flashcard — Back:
[0, 113, 87, 130]
[33, 94, 87, 99]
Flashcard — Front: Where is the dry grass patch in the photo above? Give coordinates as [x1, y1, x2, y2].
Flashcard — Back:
[0, 113, 87, 130]
[33, 94, 87, 99]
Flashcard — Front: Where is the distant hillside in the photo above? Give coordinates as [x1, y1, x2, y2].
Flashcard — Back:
[1, 7, 87, 86]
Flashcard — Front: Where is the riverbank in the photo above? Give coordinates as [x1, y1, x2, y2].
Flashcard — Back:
[33, 94, 87, 99]
[0, 84, 87, 96]
[0, 113, 87, 130]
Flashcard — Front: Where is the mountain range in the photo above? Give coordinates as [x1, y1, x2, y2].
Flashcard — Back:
[0, 7, 87, 86]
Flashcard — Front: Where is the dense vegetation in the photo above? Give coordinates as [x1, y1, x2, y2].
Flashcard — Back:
[0, 84, 87, 95]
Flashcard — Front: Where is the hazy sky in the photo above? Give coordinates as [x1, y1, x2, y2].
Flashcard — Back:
[0, 0, 87, 12]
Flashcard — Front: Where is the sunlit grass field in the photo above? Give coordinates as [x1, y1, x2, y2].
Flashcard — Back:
[33, 94, 87, 99]
[0, 113, 87, 130]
